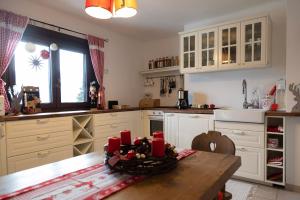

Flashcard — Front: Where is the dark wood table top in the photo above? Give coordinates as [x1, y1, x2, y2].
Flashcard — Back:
[0, 151, 241, 200]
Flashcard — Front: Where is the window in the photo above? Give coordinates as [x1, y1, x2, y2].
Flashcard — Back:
[6, 25, 96, 111]
[15, 41, 51, 103]
[59, 49, 86, 103]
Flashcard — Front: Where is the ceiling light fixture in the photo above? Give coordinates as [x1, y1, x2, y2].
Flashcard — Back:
[85, 0, 137, 19]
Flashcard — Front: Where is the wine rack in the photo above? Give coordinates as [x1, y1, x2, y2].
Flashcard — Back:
[72, 115, 94, 156]
[265, 116, 286, 186]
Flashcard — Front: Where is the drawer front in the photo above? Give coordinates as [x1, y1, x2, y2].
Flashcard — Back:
[7, 145, 73, 173]
[216, 128, 264, 148]
[215, 121, 264, 132]
[7, 131, 72, 157]
[6, 117, 72, 138]
[94, 113, 130, 126]
[94, 122, 130, 140]
[234, 146, 265, 181]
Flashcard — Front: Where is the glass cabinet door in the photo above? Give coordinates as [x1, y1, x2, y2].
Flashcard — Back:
[218, 23, 240, 67]
[199, 28, 218, 69]
[241, 17, 267, 66]
[181, 33, 197, 69]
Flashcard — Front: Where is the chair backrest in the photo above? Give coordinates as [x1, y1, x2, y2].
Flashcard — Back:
[191, 131, 236, 155]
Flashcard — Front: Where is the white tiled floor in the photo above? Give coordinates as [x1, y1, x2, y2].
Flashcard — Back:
[227, 179, 300, 200]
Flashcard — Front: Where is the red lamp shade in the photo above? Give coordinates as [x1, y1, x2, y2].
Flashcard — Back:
[85, 0, 113, 19]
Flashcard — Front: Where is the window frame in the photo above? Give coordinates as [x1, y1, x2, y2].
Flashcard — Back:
[6, 25, 97, 112]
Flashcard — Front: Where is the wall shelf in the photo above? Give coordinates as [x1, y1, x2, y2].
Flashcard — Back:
[72, 115, 94, 156]
[140, 66, 181, 77]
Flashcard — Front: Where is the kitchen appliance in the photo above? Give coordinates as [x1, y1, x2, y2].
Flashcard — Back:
[177, 89, 189, 109]
[143, 110, 164, 137]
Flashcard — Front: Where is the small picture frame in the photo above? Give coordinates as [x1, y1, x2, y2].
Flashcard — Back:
[22, 86, 42, 114]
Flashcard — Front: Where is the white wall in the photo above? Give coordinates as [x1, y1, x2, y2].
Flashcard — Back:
[285, 0, 300, 188]
[0, 0, 144, 107]
[141, 36, 183, 106]
[184, 1, 286, 109]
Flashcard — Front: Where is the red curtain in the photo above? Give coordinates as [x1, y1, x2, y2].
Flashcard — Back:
[0, 9, 28, 113]
[87, 35, 106, 109]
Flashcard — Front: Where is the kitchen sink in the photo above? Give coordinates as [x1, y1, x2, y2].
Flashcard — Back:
[214, 109, 266, 123]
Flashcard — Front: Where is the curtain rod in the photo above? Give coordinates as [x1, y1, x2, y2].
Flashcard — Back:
[29, 18, 109, 43]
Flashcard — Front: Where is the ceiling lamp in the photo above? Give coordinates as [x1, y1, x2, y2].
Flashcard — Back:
[85, 0, 137, 19]
[85, 0, 113, 19]
[114, 0, 137, 18]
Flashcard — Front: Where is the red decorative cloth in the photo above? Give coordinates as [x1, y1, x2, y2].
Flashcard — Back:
[0, 149, 196, 200]
[87, 35, 106, 109]
[0, 9, 28, 113]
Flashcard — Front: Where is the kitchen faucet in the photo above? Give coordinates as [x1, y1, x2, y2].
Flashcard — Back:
[242, 79, 253, 109]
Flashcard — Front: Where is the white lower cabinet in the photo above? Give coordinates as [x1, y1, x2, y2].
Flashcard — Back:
[0, 123, 6, 176]
[164, 113, 214, 149]
[235, 146, 265, 181]
[7, 146, 73, 173]
[215, 121, 265, 181]
[5, 117, 73, 174]
[178, 114, 214, 149]
[93, 111, 143, 154]
[164, 113, 179, 146]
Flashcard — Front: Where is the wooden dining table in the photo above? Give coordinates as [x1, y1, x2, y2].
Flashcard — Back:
[0, 151, 241, 200]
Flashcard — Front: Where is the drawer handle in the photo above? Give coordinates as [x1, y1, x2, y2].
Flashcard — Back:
[110, 113, 118, 117]
[190, 115, 200, 119]
[167, 114, 175, 117]
[36, 119, 49, 124]
[237, 148, 247, 152]
[37, 151, 50, 157]
[232, 131, 246, 136]
[37, 134, 50, 141]
[110, 124, 119, 128]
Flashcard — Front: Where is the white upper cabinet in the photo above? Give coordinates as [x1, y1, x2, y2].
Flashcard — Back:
[241, 17, 268, 67]
[180, 32, 198, 72]
[218, 23, 241, 68]
[179, 16, 270, 74]
[199, 28, 218, 71]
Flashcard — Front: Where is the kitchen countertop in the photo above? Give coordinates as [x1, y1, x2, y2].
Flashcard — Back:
[266, 111, 300, 117]
[1, 108, 299, 122]
[0, 107, 215, 122]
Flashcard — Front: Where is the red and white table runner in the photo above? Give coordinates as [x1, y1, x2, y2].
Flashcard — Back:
[0, 149, 196, 200]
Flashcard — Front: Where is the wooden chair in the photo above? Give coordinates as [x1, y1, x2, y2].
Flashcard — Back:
[191, 131, 236, 200]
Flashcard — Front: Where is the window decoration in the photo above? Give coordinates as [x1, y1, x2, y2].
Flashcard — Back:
[40, 50, 50, 59]
[25, 42, 36, 53]
[28, 56, 43, 70]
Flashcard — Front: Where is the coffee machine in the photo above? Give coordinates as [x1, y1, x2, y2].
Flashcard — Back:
[177, 88, 189, 109]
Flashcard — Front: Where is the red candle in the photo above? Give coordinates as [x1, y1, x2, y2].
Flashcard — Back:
[108, 137, 121, 153]
[152, 138, 165, 157]
[120, 130, 131, 145]
[153, 131, 164, 139]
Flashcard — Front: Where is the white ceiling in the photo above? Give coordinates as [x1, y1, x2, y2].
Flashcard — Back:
[29, 0, 281, 41]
